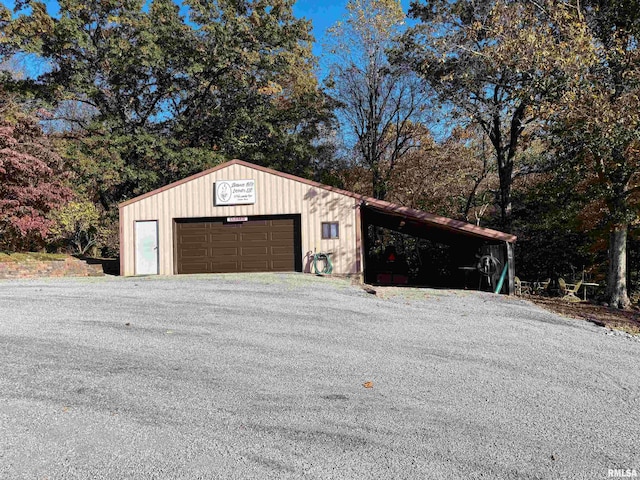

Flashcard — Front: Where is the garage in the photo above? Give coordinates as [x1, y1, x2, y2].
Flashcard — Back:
[174, 216, 302, 274]
[119, 159, 516, 293]
[119, 160, 362, 277]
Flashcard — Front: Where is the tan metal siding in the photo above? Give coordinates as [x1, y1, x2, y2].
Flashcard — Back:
[120, 164, 360, 276]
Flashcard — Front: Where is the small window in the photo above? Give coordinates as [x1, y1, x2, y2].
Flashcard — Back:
[321, 222, 339, 239]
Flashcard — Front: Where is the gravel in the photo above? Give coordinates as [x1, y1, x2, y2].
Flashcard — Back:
[0, 273, 638, 479]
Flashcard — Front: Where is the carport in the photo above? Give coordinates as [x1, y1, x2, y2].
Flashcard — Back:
[359, 198, 517, 294]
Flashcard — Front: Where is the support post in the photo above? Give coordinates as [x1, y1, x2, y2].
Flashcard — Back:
[506, 241, 515, 295]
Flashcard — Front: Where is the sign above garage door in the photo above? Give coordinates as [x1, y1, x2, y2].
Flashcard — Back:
[215, 179, 256, 206]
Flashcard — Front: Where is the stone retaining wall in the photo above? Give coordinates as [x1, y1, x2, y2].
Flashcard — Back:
[0, 257, 104, 279]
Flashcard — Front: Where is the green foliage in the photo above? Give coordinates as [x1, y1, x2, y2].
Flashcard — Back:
[58, 131, 226, 209]
[39, 0, 189, 132]
[173, 0, 334, 176]
[48, 201, 102, 255]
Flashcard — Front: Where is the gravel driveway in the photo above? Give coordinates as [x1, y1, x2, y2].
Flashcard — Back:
[1, 274, 638, 479]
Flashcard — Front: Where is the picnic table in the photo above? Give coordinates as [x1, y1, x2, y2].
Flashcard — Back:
[564, 282, 600, 301]
[581, 282, 600, 301]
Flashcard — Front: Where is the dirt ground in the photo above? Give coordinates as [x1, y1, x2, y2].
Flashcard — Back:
[527, 295, 640, 335]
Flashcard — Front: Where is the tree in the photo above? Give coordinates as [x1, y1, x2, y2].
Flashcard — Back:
[397, 0, 590, 228]
[385, 125, 497, 222]
[6, 0, 207, 210]
[36, 0, 190, 135]
[510, 164, 595, 283]
[1, 0, 52, 63]
[48, 200, 103, 255]
[442, 0, 640, 307]
[542, 0, 640, 308]
[0, 96, 73, 251]
[325, 0, 429, 200]
[174, 0, 334, 176]
[0, 4, 16, 63]
[11, 0, 334, 196]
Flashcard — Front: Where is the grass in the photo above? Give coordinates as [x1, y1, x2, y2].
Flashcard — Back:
[0, 252, 69, 263]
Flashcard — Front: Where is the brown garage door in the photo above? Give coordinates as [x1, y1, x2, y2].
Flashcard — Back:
[174, 216, 301, 274]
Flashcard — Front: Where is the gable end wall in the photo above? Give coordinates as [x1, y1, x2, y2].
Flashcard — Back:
[120, 163, 360, 276]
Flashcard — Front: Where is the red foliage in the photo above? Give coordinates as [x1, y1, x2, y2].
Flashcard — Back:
[0, 114, 73, 250]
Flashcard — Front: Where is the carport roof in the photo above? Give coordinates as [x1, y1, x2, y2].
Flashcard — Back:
[360, 201, 516, 243]
[119, 159, 516, 243]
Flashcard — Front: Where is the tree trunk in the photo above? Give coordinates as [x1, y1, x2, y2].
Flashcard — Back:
[371, 167, 386, 200]
[497, 152, 513, 229]
[488, 112, 515, 231]
[606, 225, 630, 309]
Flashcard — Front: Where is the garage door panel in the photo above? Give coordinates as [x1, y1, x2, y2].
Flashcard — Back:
[179, 223, 208, 230]
[212, 261, 240, 271]
[271, 246, 292, 255]
[175, 217, 298, 274]
[211, 233, 240, 242]
[270, 224, 294, 231]
[240, 261, 270, 271]
[244, 220, 268, 226]
[179, 232, 208, 242]
[209, 255, 240, 267]
[241, 246, 269, 256]
[178, 248, 208, 258]
[271, 261, 293, 270]
[239, 258, 270, 267]
[238, 252, 269, 262]
[271, 231, 294, 241]
[214, 247, 239, 256]
[270, 227, 294, 234]
[238, 226, 267, 233]
[241, 232, 269, 242]
[179, 262, 213, 274]
[271, 218, 294, 225]
[270, 223, 294, 230]
[214, 239, 241, 246]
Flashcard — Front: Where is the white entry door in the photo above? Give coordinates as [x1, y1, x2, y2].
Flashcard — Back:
[135, 220, 159, 275]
